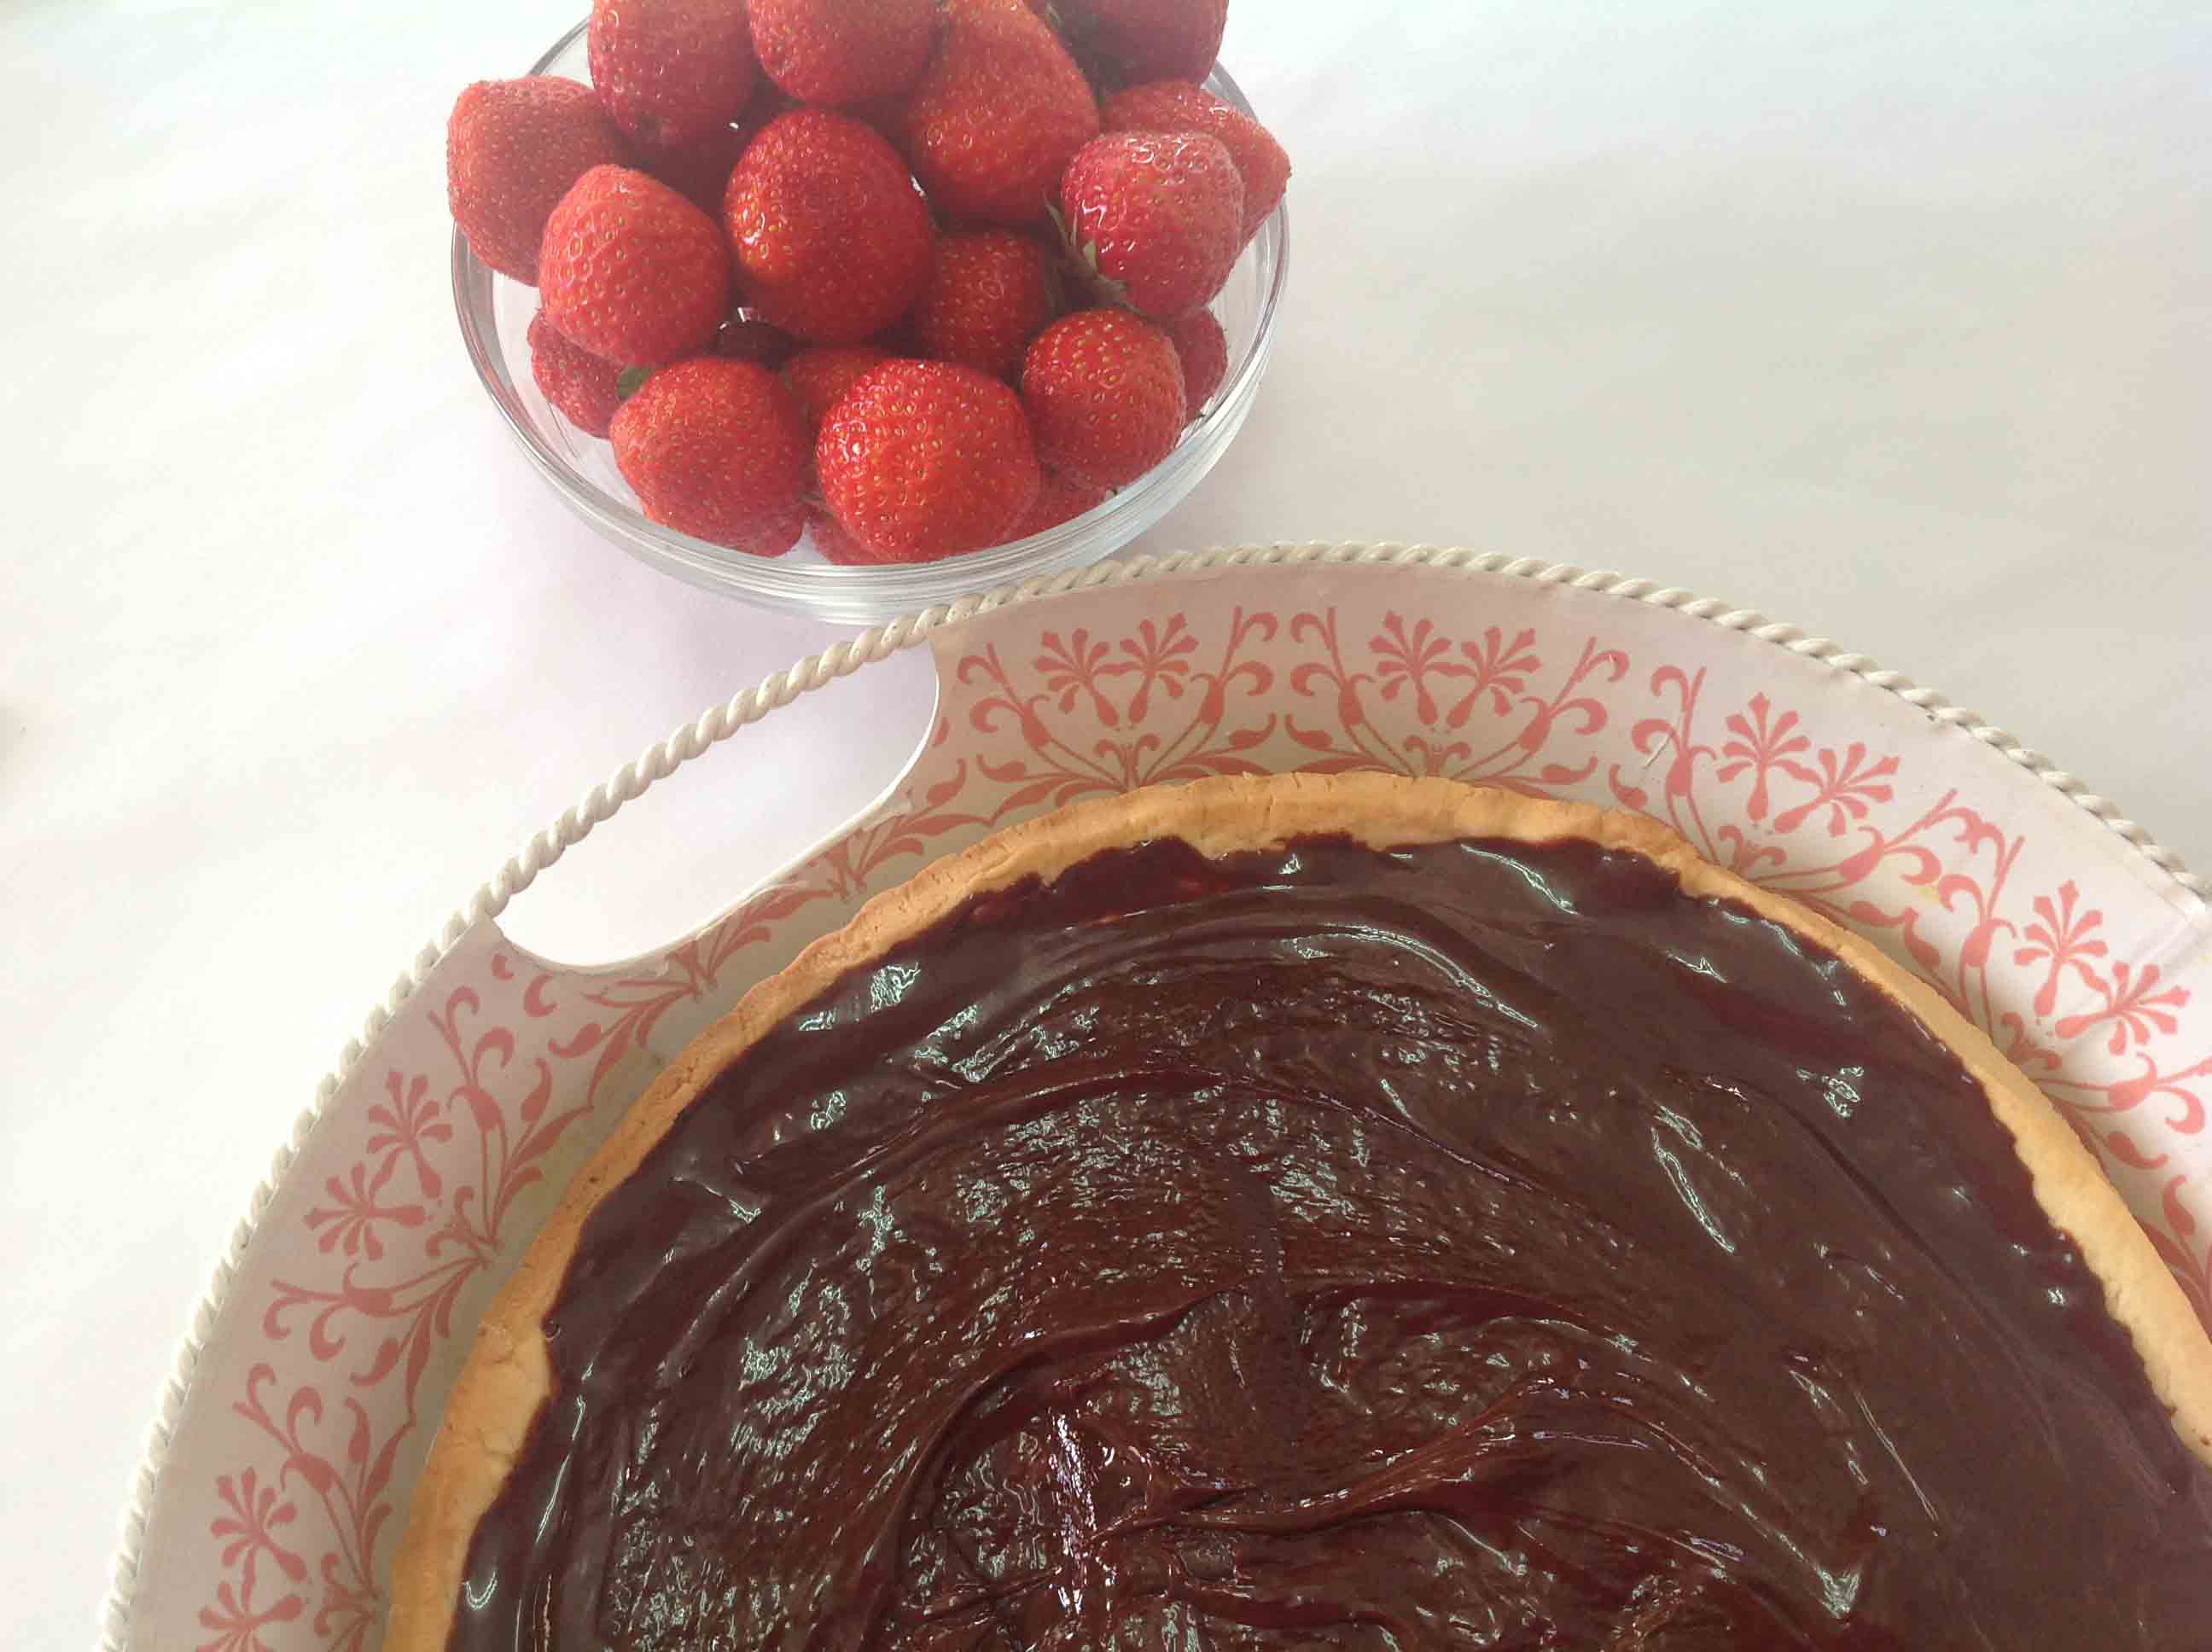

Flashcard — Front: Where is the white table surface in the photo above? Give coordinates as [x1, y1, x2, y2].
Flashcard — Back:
[4, 0, 2208, 1642]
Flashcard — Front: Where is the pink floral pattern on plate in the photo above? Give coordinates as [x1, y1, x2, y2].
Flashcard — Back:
[132, 561, 2209, 1651]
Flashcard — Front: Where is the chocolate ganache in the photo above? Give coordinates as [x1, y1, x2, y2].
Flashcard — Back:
[448, 834, 2212, 1648]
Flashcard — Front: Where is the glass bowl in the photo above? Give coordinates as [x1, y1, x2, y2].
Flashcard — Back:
[453, 20, 1289, 625]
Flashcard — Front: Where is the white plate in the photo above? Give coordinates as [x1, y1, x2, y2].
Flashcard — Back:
[102, 545, 2211, 1651]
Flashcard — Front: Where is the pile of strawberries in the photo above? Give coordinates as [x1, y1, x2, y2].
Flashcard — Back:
[446, 0, 1287, 565]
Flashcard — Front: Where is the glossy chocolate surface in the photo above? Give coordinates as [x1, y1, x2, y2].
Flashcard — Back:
[450, 835, 2212, 1648]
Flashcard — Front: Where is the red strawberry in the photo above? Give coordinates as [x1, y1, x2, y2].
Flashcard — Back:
[1057, 0, 1225, 86]
[539, 166, 731, 366]
[809, 507, 885, 566]
[894, 0, 1099, 226]
[725, 109, 935, 346]
[588, 0, 759, 152]
[1059, 131, 1242, 317]
[640, 122, 751, 215]
[1102, 80, 1289, 245]
[527, 311, 630, 437]
[749, 0, 939, 106]
[610, 358, 810, 555]
[913, 229, 1056, 378]
[1021, 308, 1185, 488]
[446, 78, 633, 284]
[783, 344, 892, 429]
[1165, 307, 1226, 414]
[716, 312, 798, 368]
[1006, 469, 1109, 539]
[818, 361, 1042, 561]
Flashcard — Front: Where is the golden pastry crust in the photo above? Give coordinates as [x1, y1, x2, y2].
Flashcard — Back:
[385, 774, 2212, 1650]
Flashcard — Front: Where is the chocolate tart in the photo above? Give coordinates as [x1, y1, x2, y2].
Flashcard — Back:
[387, 775, 2212, 1647]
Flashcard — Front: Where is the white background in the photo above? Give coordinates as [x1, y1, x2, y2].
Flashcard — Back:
[3, 0, 2209, 1643]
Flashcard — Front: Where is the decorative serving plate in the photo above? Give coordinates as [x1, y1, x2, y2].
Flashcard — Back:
[104, 545, 2210, 1652]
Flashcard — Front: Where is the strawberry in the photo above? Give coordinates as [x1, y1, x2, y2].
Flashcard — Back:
[1057, 0, 1225, 86]
[894, 0, 1099, 226]
[1006, 469, 1109, 538]
[1102, 80, 1289, 245]
[818, 361, 1042, 561]
[1058, 131, 1242, 317]
[716, 312, 798, 368]
[1165, 307, 1226, 414]
[1020, 307, 1185, 488]
[725, 109, 935, 346]
[913, 229, 1056, 378]
[446, 78, 633, 285]
[749, 0, 939, 107]
[809, 504, 882, 565]
[783, 344, 892, 429]
[539, 166, 731, 366]
[640, 122, 751, 215]
[527, 311, 630, 437]
[588, 0, 760, 153]
[610, 358, 810, 555]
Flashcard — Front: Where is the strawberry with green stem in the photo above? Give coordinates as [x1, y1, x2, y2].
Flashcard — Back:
[1055, 130, 1241, 318]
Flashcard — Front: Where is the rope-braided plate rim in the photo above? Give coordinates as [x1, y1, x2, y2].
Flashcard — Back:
[96, 541, 2204, 1650]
